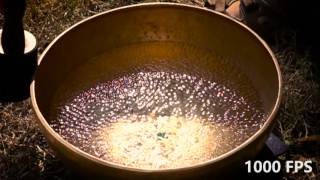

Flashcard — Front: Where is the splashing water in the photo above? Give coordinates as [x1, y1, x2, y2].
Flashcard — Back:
[51, 71, 265, 169]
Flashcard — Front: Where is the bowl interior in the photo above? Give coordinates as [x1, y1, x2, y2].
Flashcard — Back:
[32, 3, 281, 170]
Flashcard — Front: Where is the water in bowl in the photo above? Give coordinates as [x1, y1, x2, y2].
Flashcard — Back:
[49, 42, 266, 169]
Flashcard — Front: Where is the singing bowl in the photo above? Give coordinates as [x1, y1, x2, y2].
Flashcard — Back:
[30, 3, 282, 179]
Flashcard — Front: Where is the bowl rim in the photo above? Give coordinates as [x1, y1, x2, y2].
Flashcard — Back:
[30, 2, 282, 173]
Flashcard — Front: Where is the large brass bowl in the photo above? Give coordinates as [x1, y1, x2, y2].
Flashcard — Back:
[30, 3, 282, 179]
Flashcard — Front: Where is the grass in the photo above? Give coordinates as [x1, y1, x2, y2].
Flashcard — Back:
[275, 41, 320, 179]
[0, 0, 319, 179]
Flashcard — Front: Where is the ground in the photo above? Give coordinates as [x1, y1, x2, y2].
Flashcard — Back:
[0, 0, 319, 179]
